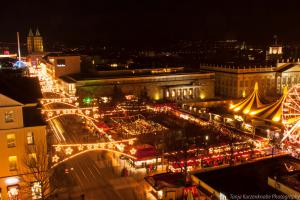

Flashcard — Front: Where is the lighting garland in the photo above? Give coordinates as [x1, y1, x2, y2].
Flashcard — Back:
[51, 138, 137, 168]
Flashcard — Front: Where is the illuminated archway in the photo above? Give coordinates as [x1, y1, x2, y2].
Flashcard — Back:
[51, 148, 137, 168]
[51, 139, 137, 168]
[46, 113, 98, 122]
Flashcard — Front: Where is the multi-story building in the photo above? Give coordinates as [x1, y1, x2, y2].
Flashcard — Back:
[27, 28, 44, 54]
[40, 53, 81, 79]
[0, 76, 47, 200]
[200, 59, 300, 98]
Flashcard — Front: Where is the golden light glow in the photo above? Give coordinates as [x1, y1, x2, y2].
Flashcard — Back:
[154, 93, 160, 100]
[65, 147, 73, 155]
[272, 116, 280, 122]
[230, 82, 263, 114]
[243, 109, 250, 114]
[172, 90, 175, 97]
[234, 107, 241, 112]
[52, 155, 60, 163]
[130, 148, 137, 155]
[200, 93, 205, 99]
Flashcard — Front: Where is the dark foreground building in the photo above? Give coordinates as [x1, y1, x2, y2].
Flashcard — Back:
[192, 155, 300, 200]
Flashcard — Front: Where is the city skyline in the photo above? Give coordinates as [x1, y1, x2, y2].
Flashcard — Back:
[2, 1, 300, 47]
[1, 1, 300, 200]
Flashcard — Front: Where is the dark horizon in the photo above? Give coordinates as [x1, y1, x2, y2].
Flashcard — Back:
[2, 0, 300, 47]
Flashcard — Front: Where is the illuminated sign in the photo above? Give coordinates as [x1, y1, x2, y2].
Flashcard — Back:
[56, 59, 66, 67]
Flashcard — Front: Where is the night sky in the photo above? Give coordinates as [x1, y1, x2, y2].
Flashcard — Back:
[2, 0, 300, 47]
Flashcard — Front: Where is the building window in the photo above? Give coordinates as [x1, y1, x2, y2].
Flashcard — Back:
[166, 91, 169, 98]
[7, 134, 16, 148]
[27, 132, 34, 145]
[183, 90, 187, 96]
[5, 111, 14, 123]
[8, 156, 17, 171]
[240, 80, 244, 87]
[7, 185, 20, 200]
[171, 90, 175, 97]
[28, 153, 37, 167]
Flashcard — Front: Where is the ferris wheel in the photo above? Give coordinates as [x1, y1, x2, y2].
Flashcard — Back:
[282, 84, 300, 143]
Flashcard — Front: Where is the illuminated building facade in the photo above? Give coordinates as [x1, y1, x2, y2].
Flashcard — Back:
[58, 67, 215, 101]
[200, 59, 300, 98]
[0, 77, 47, 200]
[41, 54, 81, 79]
[27, 28, 44, 54]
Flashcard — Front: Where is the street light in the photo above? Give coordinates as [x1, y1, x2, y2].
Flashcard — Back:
[205, 135, 209, 141]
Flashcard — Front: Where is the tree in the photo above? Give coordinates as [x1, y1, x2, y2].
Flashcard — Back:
[20, 142, 51, 199]
[20, 142, 75, 199]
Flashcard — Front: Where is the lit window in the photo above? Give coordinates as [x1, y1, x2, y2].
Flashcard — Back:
[7, 134, 16, 148]
[166, 91, 169, 97]
[27, 132, 34, 145]
[28, 153, 37, 167]
[183, 90, 187, 96]
[8, 156, 17, 171]
[171, 91, 175, 97]
[32, 182, 42, 200]
[189, 89, 193, 95]
[8, 185, 19, 199]
[5, 111, 14, 123]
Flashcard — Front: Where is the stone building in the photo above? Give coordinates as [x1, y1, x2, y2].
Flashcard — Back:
[58, 67, 215, 102]
[27, 28, 44, 54]
[200, 59, 300, 98]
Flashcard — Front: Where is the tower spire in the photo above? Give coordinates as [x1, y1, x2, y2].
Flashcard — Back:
[35, 27, 40, 36]
[28, 28, 33, 37]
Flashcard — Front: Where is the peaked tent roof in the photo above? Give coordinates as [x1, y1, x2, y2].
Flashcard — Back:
[229, 82, 265, 114]
[249, 87, 287, 123]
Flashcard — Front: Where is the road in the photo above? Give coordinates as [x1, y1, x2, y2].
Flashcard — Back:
[57, 151, 145, 200]
[47, 106, 146, 200]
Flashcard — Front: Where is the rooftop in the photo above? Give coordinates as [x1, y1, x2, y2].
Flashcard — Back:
[200, 60, 276, 69]
[278, 172, 300, 192]
[0, 75, 42, 105]
[145, 172, 188, 190]
[194, 155, 300, 196]
[64, 69, 213, 82]
[23, 106, 45, 127]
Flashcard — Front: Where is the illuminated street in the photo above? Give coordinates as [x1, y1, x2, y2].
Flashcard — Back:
[3, 2, 300, 199]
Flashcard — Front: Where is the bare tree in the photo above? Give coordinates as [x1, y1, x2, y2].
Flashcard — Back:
[19, 141, 51, 200]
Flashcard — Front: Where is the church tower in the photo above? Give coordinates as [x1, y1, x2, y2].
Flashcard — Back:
[33, 28, 44, 53]
[27, 28, 34, 54]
